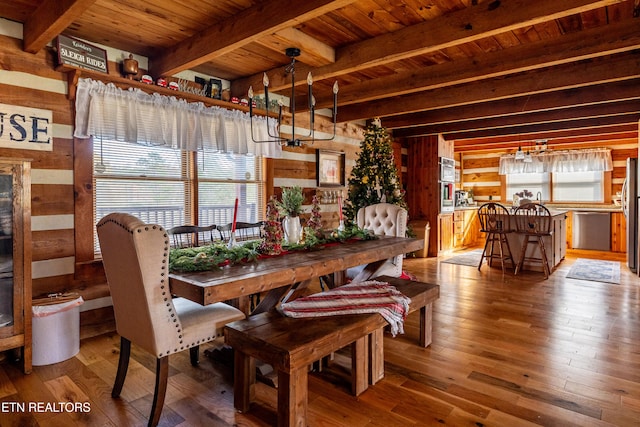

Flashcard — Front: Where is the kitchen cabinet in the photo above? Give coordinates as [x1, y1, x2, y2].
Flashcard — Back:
[453, 209, 481, 249]
[0, 159, 32, 374]
[438, 214, 454, 254]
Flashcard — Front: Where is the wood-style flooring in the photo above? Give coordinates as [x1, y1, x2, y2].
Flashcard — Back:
[1, 249, 639, 426]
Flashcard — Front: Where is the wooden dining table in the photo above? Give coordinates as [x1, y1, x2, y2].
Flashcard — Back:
[169, 235, 424, 314]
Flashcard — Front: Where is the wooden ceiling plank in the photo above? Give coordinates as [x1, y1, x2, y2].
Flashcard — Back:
[23, 0, 98, 53]
[150, 0, 355, 77]
[337, 52, 640, 122]
[233, 0, 625, 94]
[304, 18, 640, 110]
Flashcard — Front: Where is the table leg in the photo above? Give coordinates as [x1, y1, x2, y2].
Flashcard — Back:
[278, 368, 307, 427]
[233, 349, 255, 412]
[419, 303, 433, 347]
[351, 336, 369, 395]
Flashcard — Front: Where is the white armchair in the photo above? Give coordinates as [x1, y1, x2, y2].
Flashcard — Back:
[348, 203, 408, 280]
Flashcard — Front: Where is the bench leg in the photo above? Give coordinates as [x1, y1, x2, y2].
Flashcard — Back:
[369, 329, 384, 385]
[233, 349, 255, 413]
[278, 368, 307, 427]
[419, 303, 433, 347]
[351, 336, 369, 396]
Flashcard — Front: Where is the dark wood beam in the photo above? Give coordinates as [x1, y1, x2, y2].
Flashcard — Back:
[23, 0, 98, 53]
[443, 114, 639, 140]
[383, 79, 640, 129]
[301, 18, 640, 110]
[150, 0, 355, 77]
[337, 52, 640, 123]
[393, 99, 640, 138]
[232, 0, 623, 95]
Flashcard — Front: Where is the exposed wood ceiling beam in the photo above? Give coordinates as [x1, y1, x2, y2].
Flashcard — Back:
[393, 100, 640, 137]
[255, 27, 335, 67]
[383, 79, 640, 130]
[443, 113, 639, 140]
[451, 128, 637, 151]
[301, 18, 640, 110]
[232, 0, 624, 95]
[22, 0, 97, 53]
[150, 0, 354, 77]
[337, 52, 640, 122]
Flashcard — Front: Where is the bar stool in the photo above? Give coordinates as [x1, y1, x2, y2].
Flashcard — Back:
[513, 203, 553, 278]
[477, 202, 515, 272]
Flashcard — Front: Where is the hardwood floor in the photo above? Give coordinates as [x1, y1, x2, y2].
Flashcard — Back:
[1, 250, 639, 426]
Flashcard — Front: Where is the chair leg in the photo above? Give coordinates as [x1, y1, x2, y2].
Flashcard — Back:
[190, 345, 200, 366]
[112, 337, 131, 398]
[503, 233, 515, 271]
[538, 236, 551, 279]
[149, 356, 169, 427]
[478, 233, 491, 271]
[514, 235, 529, 275]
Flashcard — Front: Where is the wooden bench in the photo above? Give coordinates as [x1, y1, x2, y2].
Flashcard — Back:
[224, 277, 439, 427]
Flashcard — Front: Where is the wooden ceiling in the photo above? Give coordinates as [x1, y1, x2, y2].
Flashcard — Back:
[3, 0, 640, 149]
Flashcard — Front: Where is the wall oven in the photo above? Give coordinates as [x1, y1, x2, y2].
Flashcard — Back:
[440, 157, 455, 213]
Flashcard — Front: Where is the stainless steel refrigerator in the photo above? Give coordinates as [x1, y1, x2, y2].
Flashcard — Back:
[622, 158, 638, 273]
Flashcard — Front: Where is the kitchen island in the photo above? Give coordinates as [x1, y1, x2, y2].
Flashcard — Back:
[486, 207, 568, 274]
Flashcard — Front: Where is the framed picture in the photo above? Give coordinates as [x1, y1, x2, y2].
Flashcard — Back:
[316, 149, 345, 187]
[209, 78, 222, 99]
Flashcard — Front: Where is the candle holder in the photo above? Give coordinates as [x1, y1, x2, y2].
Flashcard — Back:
[227, 232, 236, 249]
[337, 219, 345, 232]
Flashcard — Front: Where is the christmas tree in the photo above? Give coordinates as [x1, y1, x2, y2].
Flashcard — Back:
[344, 118, 408, 222]
[305, 194, 323, 239]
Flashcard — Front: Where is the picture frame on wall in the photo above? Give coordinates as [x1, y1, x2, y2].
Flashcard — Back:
[316, 149, 345, 187]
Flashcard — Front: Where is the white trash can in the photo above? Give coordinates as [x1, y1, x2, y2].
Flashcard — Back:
[32, 296, 84, 366]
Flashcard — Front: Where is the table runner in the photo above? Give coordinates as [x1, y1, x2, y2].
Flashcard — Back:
[279, 280, 411, 336]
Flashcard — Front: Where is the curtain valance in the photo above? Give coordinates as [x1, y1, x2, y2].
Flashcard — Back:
[73, 78, 282, 158]
[499, 148, 613, 175]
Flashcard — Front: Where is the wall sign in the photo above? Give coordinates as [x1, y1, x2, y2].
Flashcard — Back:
[56, 34, 108, 74]
[0, 103, 53, 151]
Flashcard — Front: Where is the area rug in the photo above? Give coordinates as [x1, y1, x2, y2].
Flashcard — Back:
[566, 258, 620, 284]
[441, 249, 483, 267]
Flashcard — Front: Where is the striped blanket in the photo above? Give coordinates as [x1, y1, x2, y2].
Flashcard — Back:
[280, 281, 411, 336]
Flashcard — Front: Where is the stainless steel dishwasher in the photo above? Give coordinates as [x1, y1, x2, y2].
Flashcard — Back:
[572, 211, 610, 250]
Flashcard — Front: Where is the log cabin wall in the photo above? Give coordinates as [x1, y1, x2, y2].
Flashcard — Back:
[0, 19, 364, 335]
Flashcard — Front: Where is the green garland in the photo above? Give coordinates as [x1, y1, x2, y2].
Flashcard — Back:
[169, 224, 376, 273]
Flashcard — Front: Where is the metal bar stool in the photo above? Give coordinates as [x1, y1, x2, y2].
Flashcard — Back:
[477, 202, 515, 272]
[513, 203, 553, 279]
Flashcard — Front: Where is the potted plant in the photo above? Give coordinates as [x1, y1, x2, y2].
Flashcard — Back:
[277, 186, 304, 244]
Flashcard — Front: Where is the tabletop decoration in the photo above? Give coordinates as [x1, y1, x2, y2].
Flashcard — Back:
[169, 223, 376, 273]
[277, 186, 304, 245]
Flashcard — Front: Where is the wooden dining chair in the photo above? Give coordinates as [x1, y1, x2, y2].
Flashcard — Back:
[513, 203, 553, 278]
[217, 221, 263, 242]
[96, 213, 245, 427]
[168, 224, 218, 248]
[477, 202, 515, 272]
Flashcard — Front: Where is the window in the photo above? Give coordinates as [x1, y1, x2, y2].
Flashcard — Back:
[552, 171, 604, 202]
[93, 139, 264, 254]
[506, 172, 550, 202]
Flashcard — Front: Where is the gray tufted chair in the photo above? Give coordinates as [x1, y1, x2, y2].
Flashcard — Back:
[348, 203, 408, 279]
[96, 213, 245, 427]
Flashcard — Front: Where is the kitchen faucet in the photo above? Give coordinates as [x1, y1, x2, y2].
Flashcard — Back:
[536, 191, 543, 205]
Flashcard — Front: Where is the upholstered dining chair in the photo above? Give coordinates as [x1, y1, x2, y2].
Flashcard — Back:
[513, 203, 553, 278]
[96, 213, 245, 427]
[347, 203, 408, 280]
[477, 202, 515, 273]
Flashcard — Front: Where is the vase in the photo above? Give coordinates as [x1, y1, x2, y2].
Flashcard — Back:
[282, 215, 301, 245]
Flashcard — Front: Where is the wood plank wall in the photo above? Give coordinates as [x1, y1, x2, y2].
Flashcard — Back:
[0, 19, 365, 331]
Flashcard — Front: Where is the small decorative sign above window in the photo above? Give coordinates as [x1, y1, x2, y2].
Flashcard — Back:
[56, 34, 108, 74]
[0, 103, 53, 151]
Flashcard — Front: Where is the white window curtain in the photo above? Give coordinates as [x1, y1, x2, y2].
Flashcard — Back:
[73, 78, 282, 158]
[499, 148, 612, 175]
